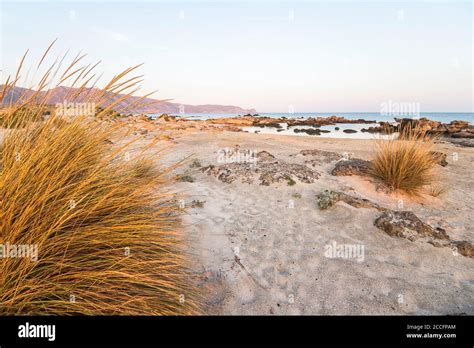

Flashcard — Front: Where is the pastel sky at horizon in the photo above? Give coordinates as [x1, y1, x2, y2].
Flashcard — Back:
[0, 0, 472, 112]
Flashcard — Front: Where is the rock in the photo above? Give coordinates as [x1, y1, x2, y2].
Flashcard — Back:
[201, 151, 320, 186]
[316, 190, 339, 210]
[396, 118, 470, 136]
[430, 151, 448, 167]
[452, 241, 474, 258]
[337, 192, 387, 211]
[157, 113, 177, 122]
[374, 211, 449, 242]
[253, 121, 282, 129]
[335, 127, 340, 130]
[374, 211, 474, 258]
[293, 128, 321, 135]
[343, 129, 357, 133]
[331, 159, 371, 176]
[451, 131, 474, 139]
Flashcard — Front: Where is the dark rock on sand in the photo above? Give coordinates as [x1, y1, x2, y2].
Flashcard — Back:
[451, 241, 474, 258]
[374, 211, 450, 242]
[374, 211, 474, 258]
[343, 129, 357, 134]
[331, 159, 371, 176]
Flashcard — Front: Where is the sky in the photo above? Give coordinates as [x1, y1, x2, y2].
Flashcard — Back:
[0, 0, 472, 112]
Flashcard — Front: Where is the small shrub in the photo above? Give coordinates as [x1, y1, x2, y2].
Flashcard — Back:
[286, 176, 296, 186]
[317, 190, 339, 210]
[369, 126, 437, 195]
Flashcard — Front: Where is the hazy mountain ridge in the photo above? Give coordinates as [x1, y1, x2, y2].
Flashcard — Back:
[0, 85, 257, 115]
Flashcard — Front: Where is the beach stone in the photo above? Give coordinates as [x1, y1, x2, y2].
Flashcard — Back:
[452, 241, 474, 258]
[343, 129, 357, 133]
[374, 211, 449, 242]
[331, 159, 371, 176]
[293, 128, 321, 135]
[374, 211, 474, 259]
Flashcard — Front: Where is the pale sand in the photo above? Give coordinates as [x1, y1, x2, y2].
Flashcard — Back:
[157, 129, 474, 315]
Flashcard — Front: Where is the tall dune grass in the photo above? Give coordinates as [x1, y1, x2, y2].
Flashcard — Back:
[369, 125, 437, 195]
[0, 43, 200, 315]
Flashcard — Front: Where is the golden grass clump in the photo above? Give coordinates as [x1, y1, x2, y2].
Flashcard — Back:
[369, 125, 438, 195]
[0, 42, 200, 315]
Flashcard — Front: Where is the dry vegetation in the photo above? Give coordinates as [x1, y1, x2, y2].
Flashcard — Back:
[369, 126, 438, 195]
[0, 42, 200, 315]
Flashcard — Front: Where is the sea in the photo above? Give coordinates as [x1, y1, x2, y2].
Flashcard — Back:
[148, 112, 473, 139]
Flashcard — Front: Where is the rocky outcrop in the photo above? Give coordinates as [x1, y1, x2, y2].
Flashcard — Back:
[396, 118, 471, 138]
[331, 159, 371, 176]
[374, 211, 473, 258]
[201, 151, 320, 186]
[374, 211, 450, 242]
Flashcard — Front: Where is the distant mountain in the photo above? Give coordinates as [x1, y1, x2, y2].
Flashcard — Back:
[0, 85, 257, 115]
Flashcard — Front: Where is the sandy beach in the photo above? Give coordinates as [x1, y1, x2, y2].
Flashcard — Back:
[136, 125, 474, 315]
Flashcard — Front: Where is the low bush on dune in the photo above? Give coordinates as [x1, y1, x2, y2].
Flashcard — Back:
[0, 43, 200, 315]
[369, 125, 438, 195]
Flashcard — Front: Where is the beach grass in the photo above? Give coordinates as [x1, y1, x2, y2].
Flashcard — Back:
[369, 125, 437, 195]
[0, 43, 200, 315]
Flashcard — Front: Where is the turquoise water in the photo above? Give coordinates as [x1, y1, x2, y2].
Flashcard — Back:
[155, 112, 473, 124]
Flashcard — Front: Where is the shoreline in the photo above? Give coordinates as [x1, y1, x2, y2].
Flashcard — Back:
[145, 113, 474, 143]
